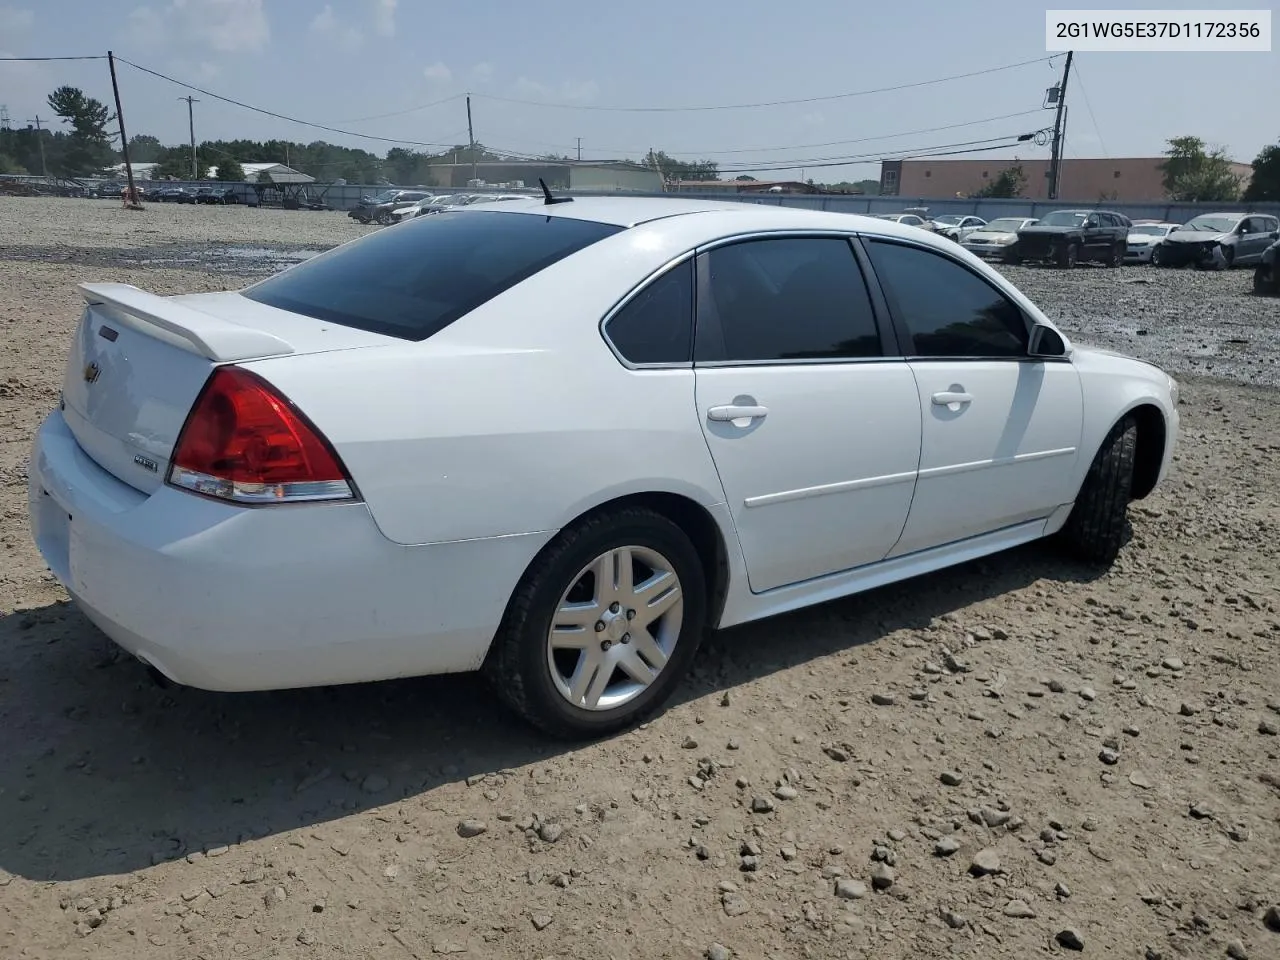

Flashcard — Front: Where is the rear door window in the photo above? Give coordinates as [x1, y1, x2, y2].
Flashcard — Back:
[243, 211, 623, 340]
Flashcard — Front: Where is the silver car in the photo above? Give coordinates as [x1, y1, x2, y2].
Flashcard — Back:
[960, 217, 1039, 263]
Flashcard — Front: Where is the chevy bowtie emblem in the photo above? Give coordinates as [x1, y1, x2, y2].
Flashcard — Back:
[83, 362, 101, 384]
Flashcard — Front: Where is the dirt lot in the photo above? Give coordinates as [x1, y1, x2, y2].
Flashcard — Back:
[1, 197, 1278, 960]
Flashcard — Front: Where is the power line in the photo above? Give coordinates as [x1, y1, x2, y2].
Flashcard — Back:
[113, 56, 473, 150]
[1069, 59, 1108, 158]
[334, 94, 467, 124]
[0, 55, 106, 61]
[472, 56, 1058, 113]
[702, 134, 1039, 175]
[496, 109, 1048, 160]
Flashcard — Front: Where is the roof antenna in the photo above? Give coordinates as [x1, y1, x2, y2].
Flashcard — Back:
[539, 177, 573, 205]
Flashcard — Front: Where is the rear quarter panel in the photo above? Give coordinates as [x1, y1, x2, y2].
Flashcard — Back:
[246, 221, 730, 546]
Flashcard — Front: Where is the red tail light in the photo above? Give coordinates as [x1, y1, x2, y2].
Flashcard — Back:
[167, 366, 356, 504]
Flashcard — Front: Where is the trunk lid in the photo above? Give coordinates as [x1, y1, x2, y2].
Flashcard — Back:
[60, 283, 392, 494]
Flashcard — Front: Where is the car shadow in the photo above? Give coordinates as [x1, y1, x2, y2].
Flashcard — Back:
[0, 539, 1109, 882]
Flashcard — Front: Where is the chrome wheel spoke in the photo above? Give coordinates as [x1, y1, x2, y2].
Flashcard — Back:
[582, 657, 615, 709]
[618, 648, 659, 687]
[567, 649, 605, 705]
[629, 628, 669, 671]
[633, 571, 680, 625]
[607, 546, 634, 598]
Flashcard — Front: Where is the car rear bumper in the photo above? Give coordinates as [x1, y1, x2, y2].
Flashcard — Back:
[28, 411, 548, 692]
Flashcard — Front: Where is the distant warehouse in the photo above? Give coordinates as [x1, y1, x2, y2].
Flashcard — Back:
[879, 157, 1254, 203]
[423, 160, 663, 192]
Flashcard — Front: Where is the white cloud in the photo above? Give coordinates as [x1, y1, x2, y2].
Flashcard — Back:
[309, 4, 363, 49]
[470, 62, 494, 83]
[0, 6, 34, 33]
[125, 0, 270, 54]
[371, 0, 396, 37]
[423, 61, 451, 85]
[512, 76, 599, 104]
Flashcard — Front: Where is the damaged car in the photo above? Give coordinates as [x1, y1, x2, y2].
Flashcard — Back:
[1155, 212, 1279, 270]
[1015, 209, 1130, 268]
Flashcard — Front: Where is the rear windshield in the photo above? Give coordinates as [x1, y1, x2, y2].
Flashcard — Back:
[243, 210, 623, 341]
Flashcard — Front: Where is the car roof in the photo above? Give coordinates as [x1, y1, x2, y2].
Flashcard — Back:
[448, 196, 969, 248]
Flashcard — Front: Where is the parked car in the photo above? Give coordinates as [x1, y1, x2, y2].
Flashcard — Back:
[348, 189, 430, 224]
[1124, 222, 1180, 264]
[931, 215, 987, 242]
[1255, 236, 1280, 295]
[1155, 212, 1280, 270]
[875, 213, 935, 231]
[211, 188, 241, 205]
[157, 188, 195, 204]
[194, 187, 215, 204]
[960, 217, 1039, 263]
[1016, 209, 1131, 268]
[390, 195, 440, 222]
[28, 198, 1179, 738]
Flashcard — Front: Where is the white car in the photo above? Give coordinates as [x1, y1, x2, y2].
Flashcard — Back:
[391, 196, 440, 222]
[961, 217, 1040, 262]
[1125, 222, 1179, 264]
[28, 197, 1180, 738]
[875, 212, 936, 232]
[932, 215, 987, 242]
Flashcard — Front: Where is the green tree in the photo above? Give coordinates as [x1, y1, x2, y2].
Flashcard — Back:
[1159, 136, 1242, 202]
[971, 164, 1026, 199]
[735, 174, 757, 181]
[127, 134, 164, 163]
[46, 85, 116, 175]
[639, 149, 719, 183]
[0, 153, 26, 174]
[213, 158, 246, 182]
[1243, 141, 1280, 202]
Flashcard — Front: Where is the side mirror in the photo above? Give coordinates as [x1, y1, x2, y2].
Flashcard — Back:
[1029, 323, 1067, 359]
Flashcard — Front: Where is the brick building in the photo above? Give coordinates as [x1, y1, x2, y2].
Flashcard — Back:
[879, 157, 1254, 203]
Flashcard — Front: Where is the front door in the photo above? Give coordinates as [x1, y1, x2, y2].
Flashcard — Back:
[862, 238, 1084, 557]
[692, 235, 922, 593]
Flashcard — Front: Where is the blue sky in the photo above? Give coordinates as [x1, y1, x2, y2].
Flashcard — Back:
[1, 0, 1275, 180]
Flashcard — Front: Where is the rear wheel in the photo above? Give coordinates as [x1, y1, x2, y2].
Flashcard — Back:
[484, 507, 708, 739]
[1058, 242, 1078, 269]
[1058, 416, 1138, 566]
[1256, 262, 1277, 295]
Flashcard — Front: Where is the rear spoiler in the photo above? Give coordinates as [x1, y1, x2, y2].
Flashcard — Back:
[78, 283, 295, 363]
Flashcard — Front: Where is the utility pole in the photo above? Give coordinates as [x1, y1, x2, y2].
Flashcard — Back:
[27, 114, 49, 178]
[466, 94, 477, 185]
[1046, 50, 1073, 201]
[179, 95, 199, 179]
[107, 51, 140, 207]
[576, 137, 582, 161]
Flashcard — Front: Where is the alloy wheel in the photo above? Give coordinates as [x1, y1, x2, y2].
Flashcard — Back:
[545, 545, 684, 711]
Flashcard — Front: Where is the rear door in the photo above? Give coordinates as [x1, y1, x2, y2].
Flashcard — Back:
[692, 235, 922, 593]
[862, 238, 1083, 557]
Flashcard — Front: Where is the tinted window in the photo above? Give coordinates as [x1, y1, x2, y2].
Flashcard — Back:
[866, 240, 1029, 358]
[697, 237, 881, 363]
[604, 260, 693, 365]
[244, 211, 623, 341]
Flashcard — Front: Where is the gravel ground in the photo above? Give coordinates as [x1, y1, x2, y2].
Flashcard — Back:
[2, 197, 1279, 960]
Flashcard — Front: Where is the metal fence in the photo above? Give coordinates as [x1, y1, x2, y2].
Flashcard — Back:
[14, 173, 1280, 222]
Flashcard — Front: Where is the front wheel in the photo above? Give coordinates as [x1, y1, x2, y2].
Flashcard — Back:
[484, 506, 708, 739]
[1107, 242, 1124, 267]
[1058, 416, 1138, 566]
[1151, 245, 1164, 266]
[1058, 242, 1078, 269]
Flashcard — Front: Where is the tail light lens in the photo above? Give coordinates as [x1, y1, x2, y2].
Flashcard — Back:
[167, 366, 356, 504]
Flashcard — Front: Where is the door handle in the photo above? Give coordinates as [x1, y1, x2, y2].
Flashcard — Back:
[708, 404, 769, 422]
[931, 391, 973, 406]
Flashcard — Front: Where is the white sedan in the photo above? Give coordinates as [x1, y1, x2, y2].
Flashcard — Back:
[1124, 222, 1180, 264]
[28, 197, 1180, 738]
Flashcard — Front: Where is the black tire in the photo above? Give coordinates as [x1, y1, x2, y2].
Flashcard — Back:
[1221, 246, 1235, 270]
[1107, 242, 1124, 267]
[1058, 242, 1078, 269]
[1151, 245, 1164, 266]
[1059, 416, 1138, 565]
[483, 506, 708, 739]
[1255, 263, 1277, 295]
